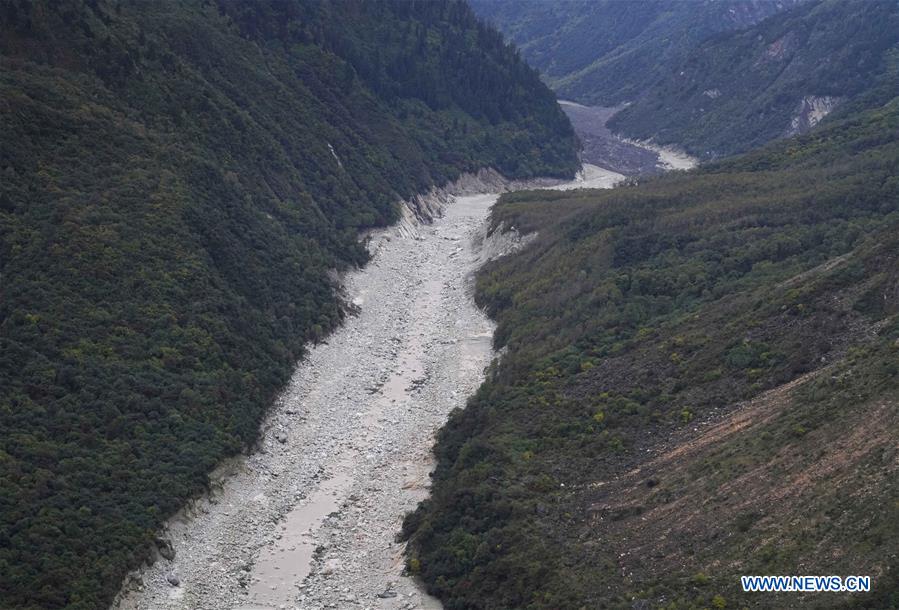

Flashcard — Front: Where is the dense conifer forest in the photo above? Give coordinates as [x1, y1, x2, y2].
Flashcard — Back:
[404, 98, 899, 609]
[0, 1, 577, 607]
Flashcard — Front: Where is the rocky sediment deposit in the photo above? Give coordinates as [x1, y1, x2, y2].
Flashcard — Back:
[559, 101, 662, 176]
[559, 101, 697, 175]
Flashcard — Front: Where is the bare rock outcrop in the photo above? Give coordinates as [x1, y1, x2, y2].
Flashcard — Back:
[786, 95, 841, 136]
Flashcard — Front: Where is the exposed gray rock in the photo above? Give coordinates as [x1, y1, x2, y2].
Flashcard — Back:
[786, 95, 840, 136]
[155, 537, 175, 561]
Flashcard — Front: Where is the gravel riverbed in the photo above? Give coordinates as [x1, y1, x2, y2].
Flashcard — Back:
[114, 166, 622, 610]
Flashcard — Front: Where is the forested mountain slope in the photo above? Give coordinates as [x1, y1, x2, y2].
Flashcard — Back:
[0, 1, 577, 607]
[609, 0, 899, 158]
[404, 98, 899, 609]
[468, 0, 801, 106]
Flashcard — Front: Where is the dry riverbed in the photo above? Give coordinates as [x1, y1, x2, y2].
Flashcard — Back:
[114, 165, 622, 610]
[116, 195, 490, 610]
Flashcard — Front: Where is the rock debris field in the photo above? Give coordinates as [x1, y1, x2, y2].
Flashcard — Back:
[115, 166, 622, 610]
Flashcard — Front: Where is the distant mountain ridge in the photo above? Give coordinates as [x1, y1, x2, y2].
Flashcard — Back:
[473, 0, 899, 159]
[469, 0, 803, 105]
[608, 0, 899, 157]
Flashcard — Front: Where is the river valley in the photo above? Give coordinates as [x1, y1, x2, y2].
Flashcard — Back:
[114, 164, 624, 610]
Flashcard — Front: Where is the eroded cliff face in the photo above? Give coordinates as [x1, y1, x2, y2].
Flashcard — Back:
[786, 95, 841, 136]
[387, 169, 565, 241]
